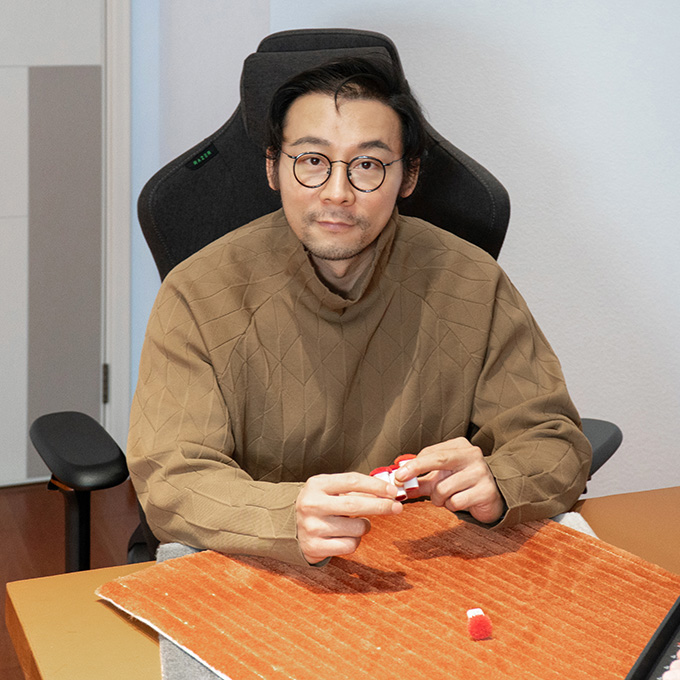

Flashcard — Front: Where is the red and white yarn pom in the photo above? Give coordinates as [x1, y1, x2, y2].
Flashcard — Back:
[467, 608, 493, 640]
[369, 455, 419, 501]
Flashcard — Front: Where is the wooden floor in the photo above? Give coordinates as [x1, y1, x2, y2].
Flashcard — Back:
[1, 479, 140, 680]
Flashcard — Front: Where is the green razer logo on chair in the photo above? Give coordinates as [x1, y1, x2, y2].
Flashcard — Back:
[186, 143, 219, 170]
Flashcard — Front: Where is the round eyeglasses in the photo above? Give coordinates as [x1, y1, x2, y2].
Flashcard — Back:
[281, 151, 404, 193]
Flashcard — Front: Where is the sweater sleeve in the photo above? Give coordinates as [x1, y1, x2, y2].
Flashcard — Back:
[469, 270, 592, 527]
[126, 281, 308, 566]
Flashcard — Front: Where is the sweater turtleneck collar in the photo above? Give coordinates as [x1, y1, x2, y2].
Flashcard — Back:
[281, 208, 399, 316]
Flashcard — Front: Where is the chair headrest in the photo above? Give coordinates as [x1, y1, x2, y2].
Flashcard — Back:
[241, 46, 394, 150]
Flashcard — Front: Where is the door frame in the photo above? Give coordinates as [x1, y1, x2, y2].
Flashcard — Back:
[103, 0, 132, 449]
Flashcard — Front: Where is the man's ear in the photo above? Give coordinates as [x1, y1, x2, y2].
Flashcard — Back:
[266, 150, 280, 191]
[399, 160, 420, 198]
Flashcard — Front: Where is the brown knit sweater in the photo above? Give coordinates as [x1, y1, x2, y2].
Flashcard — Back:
[127, 209, 591, 565]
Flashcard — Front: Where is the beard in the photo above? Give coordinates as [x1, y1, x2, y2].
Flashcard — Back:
[300, 210, 374, 261]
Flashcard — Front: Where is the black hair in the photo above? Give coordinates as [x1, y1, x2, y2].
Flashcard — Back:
[265, 56, 427, 180]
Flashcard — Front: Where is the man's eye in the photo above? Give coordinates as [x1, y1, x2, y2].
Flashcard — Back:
[356, 159, 380, 171]
[300, 154, 325, 167]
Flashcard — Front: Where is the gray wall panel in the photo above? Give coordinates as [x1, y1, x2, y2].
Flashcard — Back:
[27, 65, 103, 478]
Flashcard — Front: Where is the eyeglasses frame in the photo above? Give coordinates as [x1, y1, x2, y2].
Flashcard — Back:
[280, 150, 404, 193]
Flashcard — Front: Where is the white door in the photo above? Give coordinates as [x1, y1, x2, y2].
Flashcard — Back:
[0, 1, 128, 485]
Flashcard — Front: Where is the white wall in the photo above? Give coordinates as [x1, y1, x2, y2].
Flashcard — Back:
[131, 1, 680, 497]
[130, 0, 271, 384]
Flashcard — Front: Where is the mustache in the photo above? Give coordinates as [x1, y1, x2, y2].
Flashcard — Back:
[304, 210, 370, 228]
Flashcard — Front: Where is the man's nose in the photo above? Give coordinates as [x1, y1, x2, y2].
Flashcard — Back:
[319, 161, 355, 204]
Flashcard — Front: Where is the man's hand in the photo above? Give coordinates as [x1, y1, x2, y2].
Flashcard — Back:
[394, 438, 505, 525]
[296, 472, 403, 564]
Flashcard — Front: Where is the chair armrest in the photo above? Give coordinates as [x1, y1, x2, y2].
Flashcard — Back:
[27, 412, 618, 491]
[581, 418, 622, 476]
[29, 411, 128, 491]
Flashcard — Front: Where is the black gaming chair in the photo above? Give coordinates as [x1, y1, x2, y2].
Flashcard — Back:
[28, 28, 622, 573]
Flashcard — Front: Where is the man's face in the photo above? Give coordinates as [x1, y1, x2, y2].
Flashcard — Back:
[267, 93, 418, 268]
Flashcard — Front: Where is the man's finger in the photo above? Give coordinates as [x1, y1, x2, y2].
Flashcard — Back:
[333, 494, 403, 518]
[300, 514, 371, 540]
[300, 491, 402, 518]
[394, 439, 480, 482]
[428, 467, 478, 505]
[308, 471, 399, 499]
[302, 536, 363, 562]
[298, 485, 402, 521]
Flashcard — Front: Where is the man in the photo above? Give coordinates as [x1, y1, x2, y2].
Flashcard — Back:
[128, 57, 591, 567]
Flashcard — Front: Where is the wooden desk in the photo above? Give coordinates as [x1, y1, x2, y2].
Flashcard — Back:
[576, 485, 680, 576]
[5, 562, 160, 680]
[6, 487, 680, 679]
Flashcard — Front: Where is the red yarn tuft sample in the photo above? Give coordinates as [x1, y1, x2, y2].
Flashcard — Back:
[468, 612, 493, 640]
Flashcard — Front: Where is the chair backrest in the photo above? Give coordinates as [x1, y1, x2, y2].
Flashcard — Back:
[138, 28, 511, 281]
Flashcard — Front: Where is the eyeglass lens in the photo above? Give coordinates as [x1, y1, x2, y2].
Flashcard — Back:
[293, 153, 386, 192]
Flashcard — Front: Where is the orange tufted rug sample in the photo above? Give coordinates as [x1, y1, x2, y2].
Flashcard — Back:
[97, 502, 680, 680]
